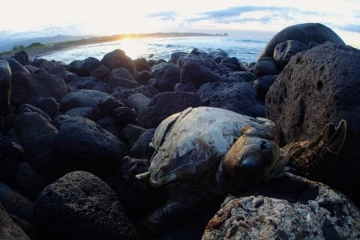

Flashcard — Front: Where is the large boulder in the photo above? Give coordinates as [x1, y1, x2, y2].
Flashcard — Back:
[0, 203, 31, 240]
[258, 23, 345, 60]
[107, 68, 139, 91]
[15, 112, 58, 174]
[180, 58, 223, 88]
[0, 60, 11, 116]
[143, 92, 202, 128]
[265, 42, 360, 206]
[150, 63, 180, 92]
[33, 171, 139, 240]
[11, 72, 68, 106]
[12, 50, 30, 66]
[198, 82, 265, 117]
[54, 115, 125, 176]
[203, 173, 360, 240]
[112, 85, 159, 104]
[101, 49, 136, 76]
[7, 58, 30, 74]
[60, 89, 117, 117]
[74, 57, 102, 77]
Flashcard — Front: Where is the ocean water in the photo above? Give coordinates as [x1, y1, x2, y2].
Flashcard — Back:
[41, 36, 269, 64]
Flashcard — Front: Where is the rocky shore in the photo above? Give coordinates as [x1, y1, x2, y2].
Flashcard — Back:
[1, 22, 360, 240]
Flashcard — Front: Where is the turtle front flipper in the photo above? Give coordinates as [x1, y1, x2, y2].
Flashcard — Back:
[284, 119, 347, 180]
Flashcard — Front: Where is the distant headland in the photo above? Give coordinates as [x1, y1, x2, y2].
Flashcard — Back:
[0, 32, 228, 59]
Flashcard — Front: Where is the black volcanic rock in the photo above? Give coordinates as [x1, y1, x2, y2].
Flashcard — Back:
[74, 57, 102, 77]
[273, 40, 308, 70]
[101, 49, 136, 76]
[89, 64, 110, 81]
[258, 23, 345, 59]
[15, 112, 58, 174]
[16, 162, 49, 201]
[0, 202, 31, 240]
[54, 115, 125, 176]
[180, 58, 223, 88]
[0, 182, 34, 222]
[35, 97, 59, 118]
[150, 63, 180, 92]
[12, 50, 30, 66]
[198, 82, 265, 117]
[253, 75, 278, 103]
[143, 92, 202, 128]
[7, 58, 30, 74]
[11, 72, 68, 106]
[129, 128, 156, 159]
[0, 60, 11, 116]
[60, 89, 117, 118]
[265, 42, 360, 206]
[33, 171, 139, 240]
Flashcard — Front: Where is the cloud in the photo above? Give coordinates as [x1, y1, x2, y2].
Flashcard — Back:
[340, 24, 360, 33]
[146, 11, 178, 21]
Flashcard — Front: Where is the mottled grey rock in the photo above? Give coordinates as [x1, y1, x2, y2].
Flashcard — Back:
[265, 42, 360, 206]
[0, 203, 31, 240]
[33, 171, 139, 240]
[203, 173, 360, 240]
[0, 60, 11, 116]
[198, 82, 265, 117]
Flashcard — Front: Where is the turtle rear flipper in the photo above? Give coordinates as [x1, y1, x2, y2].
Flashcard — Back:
[284, 119, 347, 180]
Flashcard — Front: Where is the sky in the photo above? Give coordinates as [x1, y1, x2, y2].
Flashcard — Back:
[0, 0, 359, 47]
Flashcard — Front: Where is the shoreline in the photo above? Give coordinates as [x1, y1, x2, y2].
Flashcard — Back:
[0, 32, 227, 60]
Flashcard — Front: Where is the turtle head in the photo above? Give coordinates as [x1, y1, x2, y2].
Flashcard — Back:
[218, 128, 289, 192]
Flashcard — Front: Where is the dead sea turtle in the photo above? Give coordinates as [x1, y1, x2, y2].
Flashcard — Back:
[135, 107, 346, 234]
